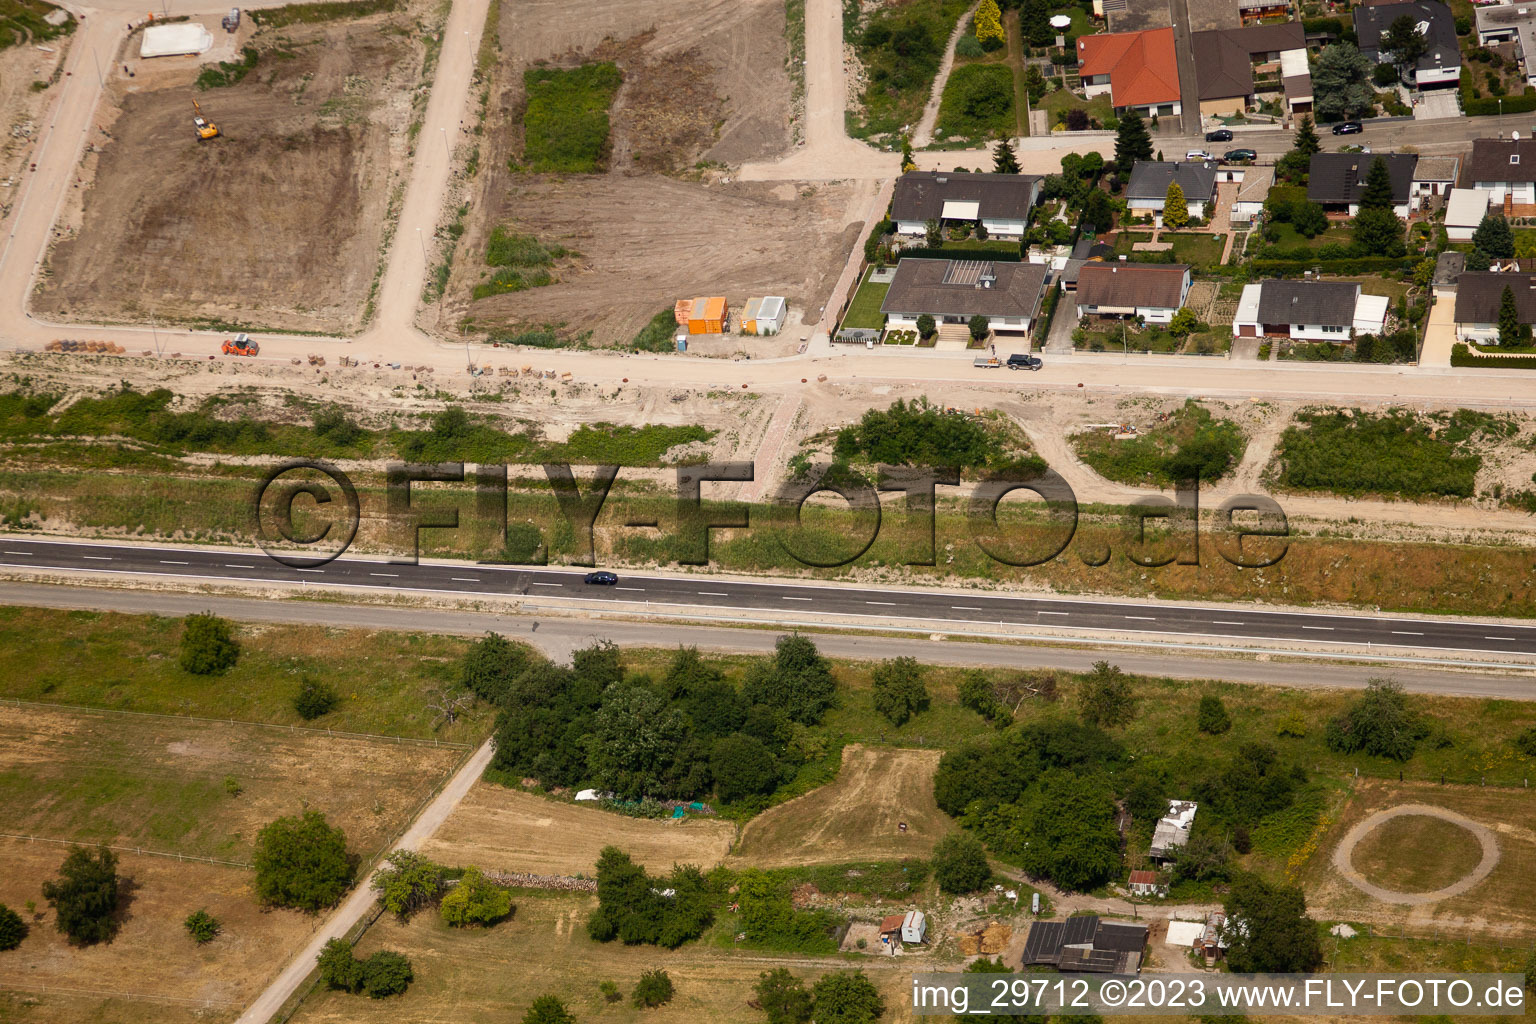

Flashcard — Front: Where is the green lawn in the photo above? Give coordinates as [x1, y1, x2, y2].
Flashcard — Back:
[1041, 87, 1112, 129]
[1163, 232, 1227, 269]
[842, 269, 890, 331]
[0, 606, 496, 742]
[1267, 222, 1353, 249]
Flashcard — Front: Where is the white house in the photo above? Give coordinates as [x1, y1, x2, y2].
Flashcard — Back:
[1446, 188, 1492, 242]
[1232, 280, 1389, 341]
[1477, 4, 1536, 87]
[1230, 165, 1275, 225]
[1125, 161, 1219, 223]
[890, 170, 1043, 240]
[1411, 156, 1461, 202]
[1466, 138, 1536, 205]
[1074, 263, 1191, 324]
[1453, 271, 1536, 342]
[879, 258, 1051, 335]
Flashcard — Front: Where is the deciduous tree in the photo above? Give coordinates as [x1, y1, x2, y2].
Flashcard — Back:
[522, 996, 577, 1024]
[932, 832, 992, 893]
[1077, 660, 1135, 728]
[755, 968, 814, 1024]
[254, 811, 353, 911]
[1197, 694, 1232, 734]
[440, 866, 514, 926]
[179, 611, 239, 675]
[811, 970, 885, 1024]
[1221, 874, 1323, 973]
[0, 903, 28, 951]
[632, 969, 675, 1008]
[372, 850, 445, 920]
[742, 634, 838, 725]
[872, 656, 931, 726]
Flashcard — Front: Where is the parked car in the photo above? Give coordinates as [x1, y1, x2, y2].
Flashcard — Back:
[1006, 353, 1043, 371]
[1332, 121, 1364, 135]
[1224, 148, 1258, 163]
[1185, 150, 1213, 162]
[1205, 128, 1233, 142]
[584, 571, 618, 585]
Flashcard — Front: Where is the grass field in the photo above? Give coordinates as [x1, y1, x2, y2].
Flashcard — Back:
[1304, 780, 1536, 932]
[934, 63, 1015, 145]
[0, 703, 462, 860]
[730, 746, 953, 867]
[0, 838, 317, 1024]
[519, 62, 622, 173]
[0, 0, 73, 50]
[1116, 231, 1226, 270]
[419, 783, 735, 876]
[0, 606, 494, 743]
[841, 268, 890, 331]
[1349, 814, 1486, 895]
[288, 891, 915, 1024]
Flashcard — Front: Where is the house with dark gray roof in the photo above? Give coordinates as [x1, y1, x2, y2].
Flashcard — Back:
[880, 258, 1051, 336]
[1354, 0, 1460, 89]
[1023, 916, 1148, 974]
[891, 171, 1044, 241]
[1453, 271, 1536, 342]
[1232, 279, 1389, 341]
[1126, 161, 1219, 221]
[1307, 153, 1418, 216]
[1075, 262, 1191, 323]
[1466, 138, 1536, 205]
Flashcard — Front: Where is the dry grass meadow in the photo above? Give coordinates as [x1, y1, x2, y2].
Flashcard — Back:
[287, 892, 915, 1024]
[729, 745, 954, 868]
[0, 703, 465, 861]
[1349, 814, 1488, 895]
[1306, 779, 1536, 935]
[0, 838, 318, 1024]
[418, 783, 736, 876]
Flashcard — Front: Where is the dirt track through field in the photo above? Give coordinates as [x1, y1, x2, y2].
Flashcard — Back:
[419, 782, 736, 875]
[730, 744, 953, 867]
[1332, 804, 1500, 906]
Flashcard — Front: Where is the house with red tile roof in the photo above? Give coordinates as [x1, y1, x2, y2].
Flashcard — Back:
[1076, 28, 1182, 118]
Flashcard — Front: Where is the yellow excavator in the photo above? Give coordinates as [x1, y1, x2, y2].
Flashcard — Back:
[192, 100, 219, 141]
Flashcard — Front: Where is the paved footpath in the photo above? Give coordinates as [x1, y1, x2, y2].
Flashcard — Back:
[234, 739, 494, 1024]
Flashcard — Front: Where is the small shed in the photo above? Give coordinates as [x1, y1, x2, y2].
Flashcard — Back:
[1446, 188, 1491, 243]
[687, 296, 728, 335]
[140, 23, 214, 57]
[741, 296, 787, 335]
[1127, 870, 1160, 896]
[878, 914, 905, 947]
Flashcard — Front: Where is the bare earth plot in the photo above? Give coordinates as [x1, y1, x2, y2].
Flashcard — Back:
[0, 839, 316, 1024]
[0, 703, 464, 861]
[288, 894, 915, 1024]
[32, 3, 435, 334]
[730, 745, 954, 868]
[418, 782, 736, 876]
[449, 0, 857, 346]
[1305, 780, 1536, 935]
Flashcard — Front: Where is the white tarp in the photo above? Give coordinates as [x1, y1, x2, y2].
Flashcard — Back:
[1353, 293, 1390, 335]
[140, 23, 214, 58]
[1165, 921, 1205, 947]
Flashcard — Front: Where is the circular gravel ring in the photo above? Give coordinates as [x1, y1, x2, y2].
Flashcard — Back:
[1332, 804, 1499, 906]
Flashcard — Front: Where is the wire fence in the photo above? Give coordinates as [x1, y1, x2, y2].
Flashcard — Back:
[0, 831, 252, 868]
[1346, 765, 1536, 790]
[1343, 921, 1536, 953]
[0, 979, 239, 1009]
[1, 697, 473, 750]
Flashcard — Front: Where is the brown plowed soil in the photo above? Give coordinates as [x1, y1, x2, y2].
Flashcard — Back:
[32, 5, 432, 334]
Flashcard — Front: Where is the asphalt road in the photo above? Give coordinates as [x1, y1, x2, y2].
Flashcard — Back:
[2, 537, 1534, 659]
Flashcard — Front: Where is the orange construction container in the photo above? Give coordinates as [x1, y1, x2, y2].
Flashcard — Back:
[687, 296, 727, 335]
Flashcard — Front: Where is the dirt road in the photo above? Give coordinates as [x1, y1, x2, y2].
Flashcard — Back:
[911, 1, 981, 148]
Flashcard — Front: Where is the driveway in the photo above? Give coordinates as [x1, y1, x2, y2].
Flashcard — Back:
[1044, 296, 1078, 353]
[1419, 292, 1457, 367]
[1414, 90, 1462, 121]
